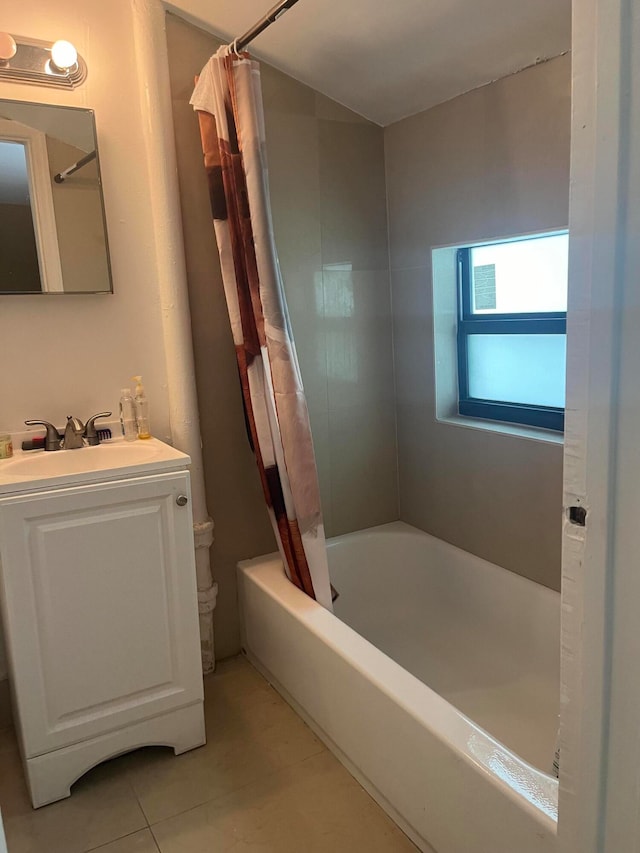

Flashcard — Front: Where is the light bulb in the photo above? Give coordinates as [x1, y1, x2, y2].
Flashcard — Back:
[0, 32, 17, 62]
[50, 39, 78, 71]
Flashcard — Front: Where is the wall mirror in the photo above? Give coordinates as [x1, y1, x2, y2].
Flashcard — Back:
[0, 99, 112, 294]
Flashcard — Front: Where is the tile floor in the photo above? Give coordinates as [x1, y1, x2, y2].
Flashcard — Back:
[0, 656, 417, 852]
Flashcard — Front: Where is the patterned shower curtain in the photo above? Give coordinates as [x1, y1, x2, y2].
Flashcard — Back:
[191, 46, 333, 611]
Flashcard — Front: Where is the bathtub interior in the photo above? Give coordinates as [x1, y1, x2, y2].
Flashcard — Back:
[327, 522, 560, 775]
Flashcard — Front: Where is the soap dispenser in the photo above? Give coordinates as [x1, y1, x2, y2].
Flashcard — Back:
[132, 375, 151, 439]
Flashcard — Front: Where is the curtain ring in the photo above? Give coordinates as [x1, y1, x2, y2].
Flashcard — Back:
[231, 38, 241, 57]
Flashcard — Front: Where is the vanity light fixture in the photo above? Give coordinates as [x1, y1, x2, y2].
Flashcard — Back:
[0, 33, 86, 88]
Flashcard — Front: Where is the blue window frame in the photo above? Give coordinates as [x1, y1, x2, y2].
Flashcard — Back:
[456, 234, 568, 432]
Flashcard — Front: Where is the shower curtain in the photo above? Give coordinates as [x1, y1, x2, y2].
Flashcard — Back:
[191, 46, 333, 611]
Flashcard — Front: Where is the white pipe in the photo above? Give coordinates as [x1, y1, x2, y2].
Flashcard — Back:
[130, 0, 217, 672]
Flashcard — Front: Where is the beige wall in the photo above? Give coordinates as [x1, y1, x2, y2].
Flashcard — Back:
[166, 14, 397, 658]
[385, 55, 570, 591]
[0, 0, 173, 440]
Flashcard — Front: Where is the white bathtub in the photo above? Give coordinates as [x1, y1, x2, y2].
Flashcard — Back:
[238, 521, 559, 853]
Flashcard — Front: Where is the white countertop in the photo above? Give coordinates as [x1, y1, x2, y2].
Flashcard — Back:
[0, 437, 191, 497]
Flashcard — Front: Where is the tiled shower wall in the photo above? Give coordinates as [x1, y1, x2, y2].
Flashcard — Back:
[166, 14, 398, 659]
[384, 56, 570, 592]
[262, 65, 397, 538]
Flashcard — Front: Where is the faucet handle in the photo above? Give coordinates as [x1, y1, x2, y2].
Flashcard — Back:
[24, 420, 62, 452]
[84, 412, 113, 446]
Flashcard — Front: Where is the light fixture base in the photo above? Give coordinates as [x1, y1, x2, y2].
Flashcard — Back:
[0, 35, 86, 89]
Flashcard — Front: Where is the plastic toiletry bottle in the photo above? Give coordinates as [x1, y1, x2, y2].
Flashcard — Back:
[132, 375, 151, 439]
[0, 433, 13, 459]
[119, 388, 137, 442]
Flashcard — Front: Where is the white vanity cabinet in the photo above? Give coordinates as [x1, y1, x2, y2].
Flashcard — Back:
[0, 441, 205, 808]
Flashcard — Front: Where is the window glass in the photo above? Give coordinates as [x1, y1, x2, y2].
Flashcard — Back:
[467, 334, 567, 408]
[470, 233, 568, 315]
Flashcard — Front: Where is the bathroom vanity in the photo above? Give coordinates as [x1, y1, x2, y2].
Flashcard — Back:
[0, 439, 205, 808]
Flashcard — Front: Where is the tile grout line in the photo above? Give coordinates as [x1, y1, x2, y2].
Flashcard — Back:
[128, 771, 152, 829]
[99, 661, 323, 844]
[83, 827, 156, 852]
[143, 739, 328, 834]
[134, 661, 328, 829]
[148, 823, 163, 853]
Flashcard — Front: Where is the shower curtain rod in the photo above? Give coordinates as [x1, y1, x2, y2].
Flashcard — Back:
[53, 149, 97, 184]
[233, 0, 302, 52]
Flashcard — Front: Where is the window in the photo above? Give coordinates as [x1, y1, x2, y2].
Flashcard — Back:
[456, 232, 568, 431]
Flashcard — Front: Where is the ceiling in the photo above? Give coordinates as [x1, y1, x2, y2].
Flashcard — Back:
[167, 0, 571, 125]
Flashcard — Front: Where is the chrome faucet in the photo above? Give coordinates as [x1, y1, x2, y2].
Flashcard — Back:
[62, 416, 85, 450]
[24, 411, 112, 451]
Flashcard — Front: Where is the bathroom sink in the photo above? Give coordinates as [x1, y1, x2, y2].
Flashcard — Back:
[2, 442, 160, 477]
[0, 438, 191, 496]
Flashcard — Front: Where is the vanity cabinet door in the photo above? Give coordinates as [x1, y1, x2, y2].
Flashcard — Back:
[0, 471, 203, 758]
